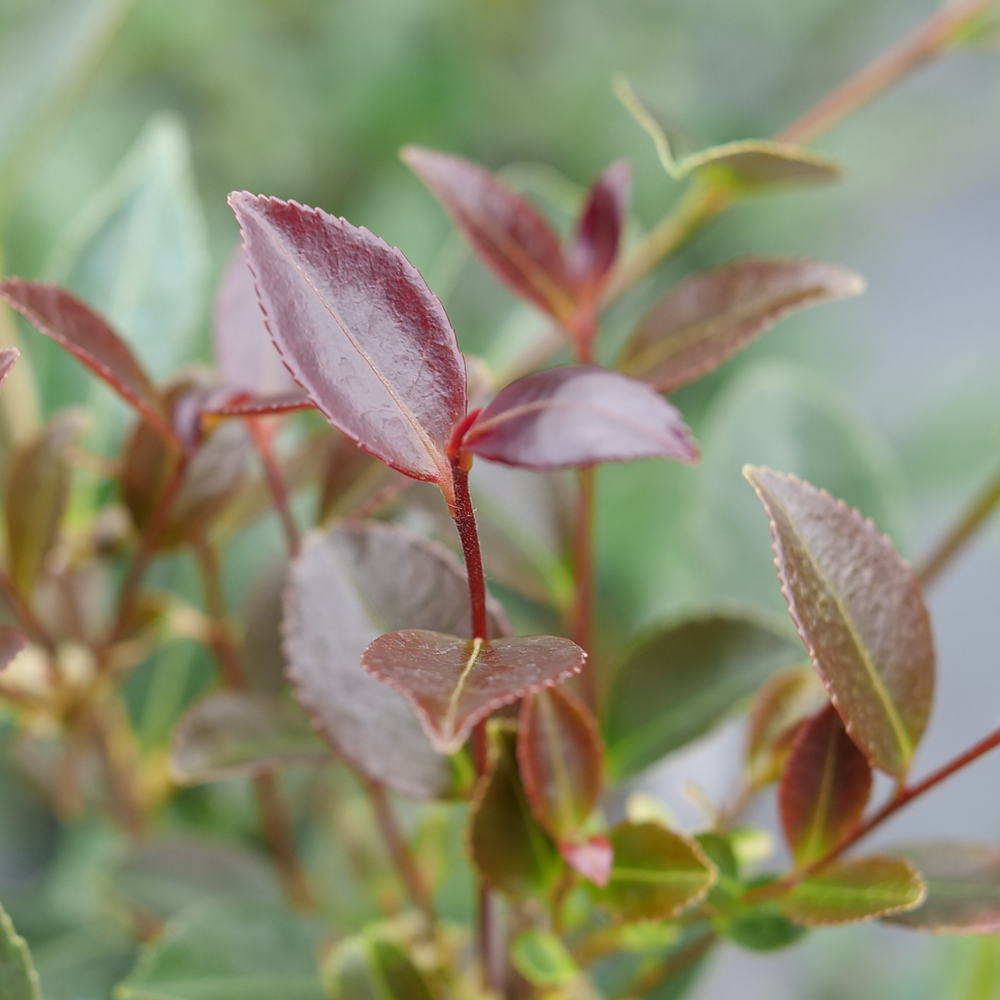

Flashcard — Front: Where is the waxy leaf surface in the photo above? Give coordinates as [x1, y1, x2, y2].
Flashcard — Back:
[779, 704, 872, 866]
[0, 280, 174, 441]
[0, 899, 40, 1000]
[463, 366, 698, 470]
[780, 856, 924, 926]
[467, 723, 561, 898]
[361, 630, 584, 754]
[402, 145, 575, 321]
[882, 842, 1000, 934]
[284, 521, 508, 798]
[619, 258, 864, 392]
[229, 193, 466, 486]
[5, 410, 85, 597]
[518, 685, 604, 842]
[604, 610, 805, 779]
[591, 821, 716, 922]
[567, 161, 631, 296]
[326, 934, 435, 1000]
[744, 467, 934, 776]
[170, 692, 329, 784]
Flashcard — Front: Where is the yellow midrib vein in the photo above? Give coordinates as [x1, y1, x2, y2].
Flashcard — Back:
[444, 637, 485, 740]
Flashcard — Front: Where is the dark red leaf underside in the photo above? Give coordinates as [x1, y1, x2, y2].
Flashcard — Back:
[401, 146, 576, 321]
[567, 161, 631, 296]
[0, 280, 176, 443]
[0, 347, 18, 386]
[463, 365, 698, 470]
[361, 630, 585, 754]
[229, 193, 467, 487]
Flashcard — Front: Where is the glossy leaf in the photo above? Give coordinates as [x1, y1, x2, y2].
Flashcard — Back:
[229, 193, 466, 488]
[567, 160, 631, 296]
[48, 115, 209, 379]
[0, 280, 175, 441]
[618, 258, 865, 392]
[467, 722, 561, 898]
[362, 630, 584, 754]
[560, 836, 613, 888]
[0, 898, 40, 1000]
[779, 704, 872, 866]
[518, 685, 603, 842]
[511, 931, 579, 987]
[746, 666, 828, 788]
[170, 692, 329, 784]
[284, 521, 508, 798]
[401, 145, 576, 321]
[744, 467, 934, 776]
[115, 902, 324, 1000]
[213, 248, 298, 394]
[5, 410, 85, 596]
[882, 842, 1000, 934]
[781, 856, 924, 926]
[591, 821, 716, 922]
[462, 365, 698, 470]
[326, 934, 435, 1000]
[604, 610, 805, 779]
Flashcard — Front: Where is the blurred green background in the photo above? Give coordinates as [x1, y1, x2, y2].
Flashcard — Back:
[0, 0, 999, 997]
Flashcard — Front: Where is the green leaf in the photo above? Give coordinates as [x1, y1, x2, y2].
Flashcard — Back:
[510, 930, 579, 987]
[591, 821, 716, 923]
[780, 856, 925, 926]
[604, 609, 804, 779]
[325, 934, 435, 1000]
[744, 467, 934, 777]
[47, 114, 209, 381]
[467, 722, 562, 899]
[30, 924, 134, 1000]
[114, 902, 324, 1000]
[0, 898, 41, 1000]
[722, 907, 806, 952]
[881, 841, 1000, 934]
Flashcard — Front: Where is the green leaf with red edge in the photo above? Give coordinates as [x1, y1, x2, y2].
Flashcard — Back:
[746, 666, 828, 788]
[284, 521, 508, 799]
[401, 145, 576, 323]
[5, 410, 85, 597]
[779, 704, 872, 866]
[618, 258, 864, 393]
[462, 365, 698, 470]
[567, 161, 631, 298]
[590, 821, 716, 923]
[361, 630, 584, 755]
[518, 685, 604, 843]
[228, 193, 467, 491]
[881, 842, 1000, 934]
[743, 467, 935, 777]
[780, 856, 925, 926]
[467, 722, 562, 899]
[0, 280, 176, 442]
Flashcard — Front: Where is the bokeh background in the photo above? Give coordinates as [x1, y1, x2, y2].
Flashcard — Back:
[0, 0, 998, 997]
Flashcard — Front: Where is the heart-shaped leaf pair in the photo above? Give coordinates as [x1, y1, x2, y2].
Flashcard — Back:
[402, 146, 630, 338]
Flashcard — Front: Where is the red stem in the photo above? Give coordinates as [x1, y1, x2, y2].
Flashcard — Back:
[572, 465, 597, 709]
[450, 461, 488, 640]
[248, 419, 300, 554]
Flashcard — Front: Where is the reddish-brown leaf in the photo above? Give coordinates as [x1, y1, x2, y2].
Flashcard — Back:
[744, 467, 934, 777]
[567, 161, 631, 296]
[0, 347, 18, 385]
[779, 704, 872, 866]
[0, 629, 28, 671]
[518, 685, 604, 842]
[228, 193, 467, 490]
[401, 146, 576, 322]
[462, 365, 698, 470]
[199, 389, 313, 420]
[559, 837, 613, 888]
[213, 249, 299, 395]
[618, 258, 864, 393]
[361, 630, 585, 754]
[0, 280, 175, 442]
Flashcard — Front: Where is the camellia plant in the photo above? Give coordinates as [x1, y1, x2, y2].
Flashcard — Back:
[0, 1, 1000, 998]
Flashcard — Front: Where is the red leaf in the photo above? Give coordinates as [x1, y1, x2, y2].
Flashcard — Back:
[0, 280, 176, 443]
[560, 837, 613, 888]
[779, 704, 872, 866]
[462, 365, 698, 469]
[213, 249, 299, 395]
[0, 347, 18, 386]
[228, 194, 467, 492]
[518, 685, 604, 841]
[567, 161, 631, 296]
[401, 146, 576, 322]
[360, 630, 585, 754]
